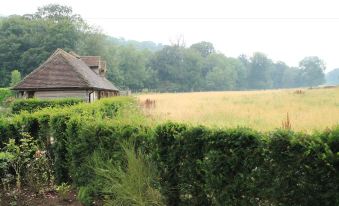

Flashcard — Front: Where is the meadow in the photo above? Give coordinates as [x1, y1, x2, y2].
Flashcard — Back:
[138, 87, 339, 132]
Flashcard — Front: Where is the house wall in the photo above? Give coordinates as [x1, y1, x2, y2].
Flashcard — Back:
[34, 90, 88, 101]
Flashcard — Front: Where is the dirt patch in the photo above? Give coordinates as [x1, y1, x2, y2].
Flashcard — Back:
[0, 188, 83, 206]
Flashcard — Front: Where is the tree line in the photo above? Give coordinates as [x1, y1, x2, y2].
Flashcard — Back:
[0, 4, 326, 91]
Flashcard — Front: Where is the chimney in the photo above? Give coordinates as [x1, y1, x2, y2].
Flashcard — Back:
[99, 60, 107, 77]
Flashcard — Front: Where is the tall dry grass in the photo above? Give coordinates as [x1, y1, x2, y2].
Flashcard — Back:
[138, 87, 339, 132]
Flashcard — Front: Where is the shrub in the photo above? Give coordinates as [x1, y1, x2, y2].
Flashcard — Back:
[50, 111, 72, 184]
[265, 129, 339, 205]
[0, 88, 13, 106]
[93, 142, 164, 206]
[3, 134, 38, 191]
[56, 183, 71, 201]
[25, 149, 53, 194]
[0, 151, 15, 191]
[11, 98, 83, 114]
[204, 128, 264, 205]
[77, 186, 95, 206]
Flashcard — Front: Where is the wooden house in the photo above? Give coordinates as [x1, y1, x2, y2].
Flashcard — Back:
[12, 49, 119, 102]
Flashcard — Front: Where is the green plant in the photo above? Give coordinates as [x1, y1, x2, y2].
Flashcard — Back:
[0, 88, 13, 106]
[93, 142, 164, 206]
[77, 186, 94, 206]
[0, 151, 14, 191]
[4, 133, 38, 191]
[25, 149, 54, 194]
[56, 183, 71, 200]
[10, 70, 21, 87]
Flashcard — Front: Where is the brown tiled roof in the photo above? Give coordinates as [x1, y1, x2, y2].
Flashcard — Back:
[80, 56, 100, 67]
[13, 49, 119, 91]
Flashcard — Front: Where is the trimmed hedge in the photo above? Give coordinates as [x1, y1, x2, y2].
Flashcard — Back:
[0, 97, 339, 205]
[11, 98, 84, 114]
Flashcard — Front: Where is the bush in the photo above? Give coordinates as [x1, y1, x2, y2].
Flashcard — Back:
[11, 98, 83, 114]
[153, 124, 339, 206]
[0, 88, 13, 104]
[204, 128, 264, 205]
[92, 142, 164, 206]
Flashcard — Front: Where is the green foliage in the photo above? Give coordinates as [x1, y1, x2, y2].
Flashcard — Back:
[4, 134, 38, 191]
[0, 88, 13, 105]
[77, 186, 94, 206]
[326, 68, 339, 85]
[10, 70, 21, 87]
[25, 149, 53, 194]
[204, 128, 264, 205]
[0, 5, 83, 87]
[0, 151, 14, 190]
[153, 123, 187, 205]
[11, 98, 83, 114]
[56, 183, 71, 200]
[299, 56, 326, 86]
[190, 41, 215, 57]
[93, 142, 164, 206]
[50, 111, 72, 184]
[153, 123, 339, 206]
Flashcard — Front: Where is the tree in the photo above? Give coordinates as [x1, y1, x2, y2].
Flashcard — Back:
[115, 46, 152, 91]
[34, 4, 83, 24]
[326, 68, 339, 85]
[204, 54, 237, 91]
[190, 41, 215, 57]
[299, 56, 326, 86]
[10, 70, 21, 87]
[281, 67, 302, 88]
[0, 4, 83, 86]
[271, 61, 288, 88]
[248, 52, 273, 89]
[149, 46, 204, 91]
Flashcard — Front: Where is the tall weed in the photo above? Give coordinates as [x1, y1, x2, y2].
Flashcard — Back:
[92, 142, 164, 206]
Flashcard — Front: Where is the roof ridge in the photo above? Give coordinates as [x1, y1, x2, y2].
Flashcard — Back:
[80, 55, 101, 57]
[58, 51, 92, 87]
[69, 51, 81, 58]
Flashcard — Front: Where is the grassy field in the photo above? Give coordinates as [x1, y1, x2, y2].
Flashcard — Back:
[138, 87, 339, 132]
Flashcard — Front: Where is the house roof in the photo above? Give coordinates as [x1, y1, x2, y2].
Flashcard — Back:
[80, 56, 101, 67]
[12, 49, 119, 91]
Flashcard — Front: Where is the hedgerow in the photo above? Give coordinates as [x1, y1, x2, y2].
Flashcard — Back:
[0, 97, 339, 205]
[11, 98, 84, 114]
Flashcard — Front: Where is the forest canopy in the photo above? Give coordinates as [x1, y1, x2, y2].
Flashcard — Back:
[0, 4, 327, 91]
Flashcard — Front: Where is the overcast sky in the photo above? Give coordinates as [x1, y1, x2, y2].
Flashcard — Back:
[1, 0, 339, 71]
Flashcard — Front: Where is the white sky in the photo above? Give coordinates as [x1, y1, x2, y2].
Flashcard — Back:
[1, 0, 339, 71]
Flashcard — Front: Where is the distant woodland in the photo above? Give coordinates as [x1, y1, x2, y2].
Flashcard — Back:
[0, 4, 331, 91]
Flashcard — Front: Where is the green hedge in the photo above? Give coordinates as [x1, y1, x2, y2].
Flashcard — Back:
[0, 97, 339, 205]
[153, 124, 339, 206]
[11, 98, 84, 114]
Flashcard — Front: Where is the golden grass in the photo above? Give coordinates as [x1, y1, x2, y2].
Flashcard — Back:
[137, 87, 339, 132]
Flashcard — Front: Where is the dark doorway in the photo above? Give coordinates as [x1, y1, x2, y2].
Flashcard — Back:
[27, 91, 35, 98]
